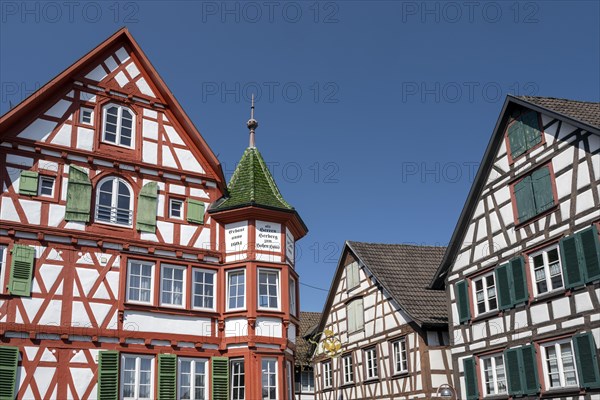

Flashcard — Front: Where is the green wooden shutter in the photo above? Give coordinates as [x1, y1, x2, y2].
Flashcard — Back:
[508, 120, 527, 158]
[456, 280, 471, 324]
[211, 357, 229, 400]
[579, 226, 600, 283]
[0, 346, 19, 400]
[532, 166, 554, 214]
[97, 351, 119, 400]
[514, 176, 535, 223]
[509, 257, 529, 306]
[573, 332, 600, 388]
[186, 198, 205, 224]
[463, 357, 479, 400]
[19, 170, 39, 196]
[158, 354, 177, 400]
[520, 345, 540, 395]
[504, 348, 524, 396]
[65, 166, 92, 222]
[521, 111, 542, 149]
[136, 182, 158, 233]
[495, 263, 513, 310]
[560, 235, 584, 289]
[8, 244, 35, 297]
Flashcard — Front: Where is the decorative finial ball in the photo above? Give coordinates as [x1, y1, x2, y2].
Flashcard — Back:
[247, 118, 258, 130]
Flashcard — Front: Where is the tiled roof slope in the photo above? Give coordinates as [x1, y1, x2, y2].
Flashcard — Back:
[517, 96, 600, 129]
[347, 242, 447, 326]
[210, 147, 293, 212]
[296, 311, 321, 366]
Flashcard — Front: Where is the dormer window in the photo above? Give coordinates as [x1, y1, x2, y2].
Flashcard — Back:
[102, 104, 134, 148]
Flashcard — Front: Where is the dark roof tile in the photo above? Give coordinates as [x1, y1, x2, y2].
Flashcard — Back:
[517, 96, 600, 129]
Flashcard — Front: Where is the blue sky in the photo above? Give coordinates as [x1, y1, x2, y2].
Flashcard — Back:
[1, 1, 599, 312]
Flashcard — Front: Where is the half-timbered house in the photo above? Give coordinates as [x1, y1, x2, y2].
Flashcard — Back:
[0, 28, 306, 400]
[430, 96, 600, 399]
[312, 241, 454, 399]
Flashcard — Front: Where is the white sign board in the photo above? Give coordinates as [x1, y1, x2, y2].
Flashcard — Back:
[225, 221, 248, 253]
[255, 220, 282, 252]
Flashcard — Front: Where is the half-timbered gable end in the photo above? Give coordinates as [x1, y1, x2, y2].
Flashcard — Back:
[312, 242, 453, 399]
[430, 96, 600, 400]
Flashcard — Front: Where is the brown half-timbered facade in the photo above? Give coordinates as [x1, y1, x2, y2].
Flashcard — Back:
[430, 96, 600, 399]
[0, 28, 307, 400]
[312, 242, 453, 399]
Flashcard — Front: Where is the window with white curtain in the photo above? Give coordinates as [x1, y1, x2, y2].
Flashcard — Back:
[121, 354, 153, 400]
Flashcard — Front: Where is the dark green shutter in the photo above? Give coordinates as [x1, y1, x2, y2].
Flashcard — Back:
[508, 120, 527, 158]
[463, 357, 479, 400]
[136, 182, 158, 233]
[509, 257, 529, 306]
[521, 111, 542, 149]
[97, 351, 119, 400]
[212, 357, 229, 400]
[514, 176, 535, 223]
[65, 166, 92, 222]
[19, 170, 38, 196]
[504, 348, 524, 396]
[158, 354, 177, 400]
[532, 166, 554, 214]
[560, 235, 584, 289]
[186, 198, 205, 224]
[495, 263, 513, 310]
[8, 244, 35, 297]
[520, 345, 540, 395]
[573, 332, 600, 388]
[456, 280, 470, 323]
[0, 346, 19, 400]
[579, 226, 600, 283]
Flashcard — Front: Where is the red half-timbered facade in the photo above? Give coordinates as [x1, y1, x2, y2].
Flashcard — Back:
[0, 28, 306, 400]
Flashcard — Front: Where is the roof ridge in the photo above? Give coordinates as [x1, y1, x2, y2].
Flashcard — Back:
[348, 240, 447, 249]
[516, 95, 600, 104]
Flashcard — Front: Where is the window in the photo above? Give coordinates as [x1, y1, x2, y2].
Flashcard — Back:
[102, 104, 135, 147]
[507, 110, 541, 159]
[346, 262, 360, 289]
[122, 354, 153, 400]
[227, 270, 246, 311]
[297, 370, 314, 392]
[161, 264, 186, 307]
[542, 340, 579, 389]
[473, 273, 497, 315]
[513, 166, 554, 223]
[342, 354, 354, 384]
[364, 347, 378, 380]
[286, 361, 293, 400]
[347, 298, 364, 333]
[261, 359, 277, 400]
[169, 198, 184, 220]
[530, 245, 563, 296]
[127, 260, 154, 304]
[258, 269, 279, 310]
[481, 354, 507, 396]
[230, 359, 245, 400]
[0, 246, 6, 294]
[95, 176, 133, 226]
[178, 358, 208, 400]
[38, 176, 55, 197]
[392, 338, 408, 374]
[80, 107, 93, 124]
[322, 361, 332, 388]
[193, 269, 215, 310]
[289, 276, 297, 316]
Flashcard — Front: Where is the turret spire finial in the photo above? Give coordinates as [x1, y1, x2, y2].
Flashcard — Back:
[247, 94, 258, 148]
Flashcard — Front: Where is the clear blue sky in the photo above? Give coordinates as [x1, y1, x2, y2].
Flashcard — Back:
[1, 1, 599, 312]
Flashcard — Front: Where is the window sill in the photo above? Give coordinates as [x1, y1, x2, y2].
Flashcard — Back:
[471, 310, 502, 323]
[530, 288, 568, 304]
[340, 382, 354, 388]
[514, 204, 558, 230]
[363, 377, 380, 384]
[540, 387, 583, 398]
[481, 394, 508, 400]
[391, 371, 409, 379]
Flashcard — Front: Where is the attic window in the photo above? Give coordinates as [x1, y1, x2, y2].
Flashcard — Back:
[102, 104, 135, 148]
[80, 107, 93, 125]
[507, 110, 542, 159]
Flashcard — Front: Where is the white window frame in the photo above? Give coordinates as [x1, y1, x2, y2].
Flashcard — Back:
[160, 264, 187, 308]
[364, 347, 378, 380]
[178, 357, 209, 400]
[480, 353, 507, 396]
[230, 358, 245, 400]
[126, 260, 155, 305]
[257, 268, 280, 311]
[121, 354, 154, 400]
[37, 175, 55, 197]
[102, 103, 135, 148]
[347, 298, 364, 333]
[261, 358, 278, 400]
[541, 339, 580, 389]
[289, 276, 297, 316]
[346, 262, 360, 290]
[322, 361, 332, 388]
[0, 245, 7, 295]
[95, 176, 133, 227]
[529, 245, 564, 297]
[226, 269, 246, 312]
[392, 337, 408, 374]
[169, 198, 184, 220]
[286, 361, 293, 400]
[342, 354, 354, 384]
[192, 268, 216, 311]
[299, 370, 314, 392]
[472, 272, 498, 316]
[80, 107, 94, 125]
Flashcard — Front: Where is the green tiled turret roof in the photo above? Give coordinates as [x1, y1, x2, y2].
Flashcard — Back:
[210, 147, 294, 212]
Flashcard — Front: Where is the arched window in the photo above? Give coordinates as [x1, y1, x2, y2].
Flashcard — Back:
[102, 104, 134, 148]
[95, 177, 133, 226]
